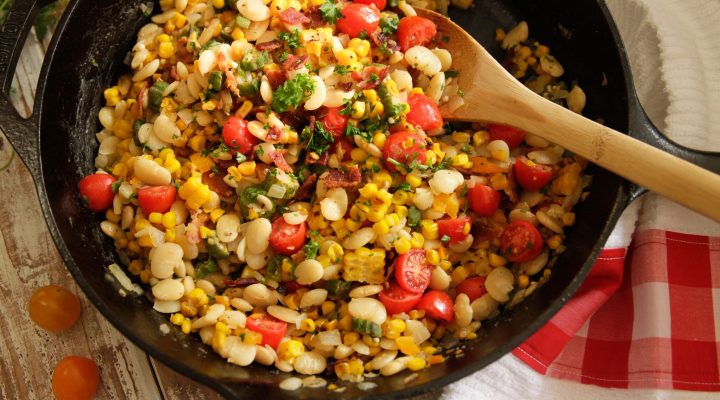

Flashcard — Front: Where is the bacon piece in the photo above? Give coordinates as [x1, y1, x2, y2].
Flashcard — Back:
[337, 81, 354, 91]
[279, 7, 311, 25]
[256, 163, 271, 181]
[269, 151, 293, 172]
[370, 31, 400, 53]
[304, 7, 326, 28]
[202, 170, 234, 198]
[356, 66, 390, 90]
[280, 111, 311, 131]
[281, 54, 308, 71]
[224, 278, 260, 288]
[294, 173, 318, 200]
[504, 168, 520, 203]
[267, 126, 284, 142]
[175, 37, 195, 64]
[256, 40, 283, 51]
[306, 151, 328, 165]
[324, 165, 362, 189]
[265, 68, 287, 89]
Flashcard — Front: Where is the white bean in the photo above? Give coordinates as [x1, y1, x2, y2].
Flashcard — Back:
[98, 107, 114, 129]
[282, 211, 308, 225]
[348, 298, 387, 325]
[245, 218, 271, 253]
[471, 294, 499, 321]
[432, 48, 453, 71]
[485, 266, 515, 302]
[413, 187, 434, 210]
[243, 19, 269, 41]
[429, 266, 450, 291]
[260, 76, 273, 103]
[380, 358, 409, 376]
[228, 342, 257, 366]
[334, 344, 354, 360]
[304, 76, 325, 110]
[246, 250, 272, 270]
[567, 85, 586, 114]
[487, 139, 510, 162]
[528, 149, 561, 165]
[255, 345, 277, 366]
[133, 59, 159, 82]
[198, 50, 217, 75]
[294, 259, 324, 285]
[216, 213, 240, 243]
[352, 341, 370, 355]
[153, 299, 181, 314]
[323, 89, 355, 108]
[121, 206, 134, 230]
[267, 305, 301, 324]
[192, 303, 226, 330]
[428, 169, 464, 194]
[454, 293, 473, 328]
[293, 351, 327, 375]
[219, 310, 247, 329]
[404, 46, 441, 76]
[150, 242, 184, 279]
[404, 319, 430, 344]
[341, 227, 376, 250]
[100, 221, 119, 239]
[299, 289, 328, 309]
[243, 283, 277, 307]
[524, 132, 550, 148]
[152, 279, 185, 301]
[236, 0, 270, 21]
[134, 158, 171, 186]
[502, 21, 528, 49]
[196, 279, 216, 296]
[320, 188, 348, 221]
[349, 285, 383, 298]
[370, 350, 398, 371]
[280, 377, 303, 391]
[426, 72, 445, 103]
[390, 70, 413, 93]
[519, 250, 549, 276]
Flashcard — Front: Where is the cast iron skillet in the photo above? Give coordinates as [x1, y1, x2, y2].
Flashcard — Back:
[1, 0, 718, 398]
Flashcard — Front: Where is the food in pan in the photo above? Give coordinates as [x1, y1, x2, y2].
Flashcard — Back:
[80, 0, 589, 387]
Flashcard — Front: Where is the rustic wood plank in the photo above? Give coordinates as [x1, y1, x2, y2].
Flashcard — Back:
[150, 359, 224, 400]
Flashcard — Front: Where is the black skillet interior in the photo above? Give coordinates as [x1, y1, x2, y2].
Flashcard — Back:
[36, 0, 630, 398]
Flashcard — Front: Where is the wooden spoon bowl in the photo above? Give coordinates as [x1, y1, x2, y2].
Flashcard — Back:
[416, 8, 720, 222]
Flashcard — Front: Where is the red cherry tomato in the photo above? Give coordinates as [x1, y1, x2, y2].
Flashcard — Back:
[394, 248, 432, 294]
[137, 185, 177, 215]
[468, 184, 501, 216]
[456, 277, 488, 302]
[379, 283, 423, 315]
[406, 93, 443, 132]
[246, 314, 288, 349]
[500, 220, 544, 263]
[382, 131, 427, 172]
[437, 217, 472, 244]
[417, 290, 454, 323]
[397, 16, 437, 52]
[336, 3, 381, 38]
[488, 124, 526, 149]
[514, 156, 554, 191]
[269, 218, 307, 256]
[353, 0, 387, 11]
[28, 285, 81, 332]
[322, 107, 349, 139]
[78, 173, 116, 212]
[51, 356, 100, 400]
[222, 116, 257, 155]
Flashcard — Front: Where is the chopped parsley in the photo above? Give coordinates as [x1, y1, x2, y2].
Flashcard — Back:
[278, 29, 301, 50]
[445, 70, 460, 78]
[235, 152, 247, 163]
[319, 0, 342, 24]
[195, 257, 218, 279]
[303, 239, 321, 259]
[111, 179, 123, 193]
[301, 121, 335, 155]
[255, 146, 265, 157]
[345, 122, 373, 143]
[380, 14, 399, 35]
[441, 235, 451, 243]
[392, 182, 412, 192]
[407, 206, 422, 228]
[334, 65, 351, 75]
[271, 73, 315, 113]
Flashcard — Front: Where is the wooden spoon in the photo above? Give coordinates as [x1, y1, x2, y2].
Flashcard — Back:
[415, 8, 720, 222]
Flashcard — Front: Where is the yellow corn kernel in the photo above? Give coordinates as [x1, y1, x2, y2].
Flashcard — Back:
[366, 206, 388, 223]
[421, 220, 439, 240]
[327, 243, 344, 263]
[407, 357, 426, 371]
[338, 314, 353, 331]
[425, 249, 440, 265]
[410, 87, 423, 95]
[189, 135, 206, 152]
[135, 218, 150, 231]
[161, 211, 176, 229]
[112, 119, 133, 139]
[104, 86, 120, 106]
[535, 44, 550, 57]
[372, 170, 392, 187]
[128, 259, 143, 275]
[164, 228, 176, 242]
[363, 89, 378, 104]
[321, 301, 336, 315]
[300, 318, 316, 332]
[451, 132, 471, 143]
[439, 259, 452, 271]
[188, 288, 209, 305]
[385, 79, 399, 96]
[389, 319, 406, 334]
[489, 253, 507, 267]
[278, 339, 305, 360]
[369, 132, 386, 149]
[450, 266, 470, 287]
[452, 153, 470, 167]
[348, 38, 371, 57]
[111, 163, 128, 179]
[209, 208, 225, 223]
[170, 313, 185, 326]
[490, 173, 509, 190]
[343, 332, 360, 346]
[563, 212, 576, 226]
[391, 191, 408, 206]
[394, 237, 411, 254]
[104, 210, 120, 224]
[212, 0, 225, 8]
[235, 100, 253, 119]
[174, 12, 187, 28]
[369, 102, 384, 117]
[137, 235, 154, 247]
[243, 330, 263, 345]
[359, 182, 378, 199]
[405, 173, 422, 188]
[234, 160, 255, 176]
[408, 309, 425, 320]
[127, 241, 141, 254]
[199, 226, 214, 239]
[409, 232, 425, 248]
[372, 220, 390, 236]
[350, 101, 366, 119]
[423, 345, 438, 355]
[547, 234, 562, 250]
[350, 147, 368, 162]
[336, 48, 358, 66]
[158, 42, 174, 59]
[181, 319, 192, 334]
[155, 33, 171, 43]
[149, 212, 163, 224]
[518, 274, 530, 288]
[396, 336, 420, 356]
[345, 218, 362, 232]
[395, 205, 408, 219]
[375, 189, 393, 205]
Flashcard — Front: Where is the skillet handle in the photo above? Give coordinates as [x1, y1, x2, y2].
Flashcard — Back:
[0, 0, 55, 175]
[626, 91, 720, 202]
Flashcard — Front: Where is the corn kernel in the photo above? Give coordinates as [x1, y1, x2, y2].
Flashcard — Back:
[103, 86, 120, 106]
[350, 101, 366, 119]
[209, 208, 225, 223]
[336, 48, 358, 66]
[451, 132, 471, 143]
[189, 135, 206, 152]
[389, 319, 406, 333]
[148, 212, 163, 224]
[363, 89, 378, 104]
[396, 336, 420, 356]
[343, 332, 360, 346]
[394, 237, 411, 254]
[489, 253, 507, 267]
[420, 220, 439, 240]
[518, 274, 530, 288]
[350, 147, 368, 162]
[212, 0, 225, 8]
[158, 42, 174, 59]
[407, 357, 426, 371]
[345, 218, 362, 232]
[425, 249, 440, 265]
[409, 232, 425, 248]
[300, 318, 316, 332]
[339, 315, 353, 331]
[439, 259, 452, 271]
[359, 183, 379, 199]
[427, 355, 445, 365]
[137, 235, 154, 247]
[410, 87, 423, 95]
[547, 234, 562, 250]
[181, 319, 192, 334]
[372, 170, 392, 187]
[164, 228, 176, 242]
[423, 345, 438, 355]
[405, 173, 422, 188]
[243, 330, 263, 345]
[450, 266, 469, 287]
[321, 301, 336, 315]
[372, 132, 387, 148]
[453, 153, 470, 167]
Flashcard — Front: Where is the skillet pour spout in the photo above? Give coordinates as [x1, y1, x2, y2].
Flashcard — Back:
[0, 0, 718, 398]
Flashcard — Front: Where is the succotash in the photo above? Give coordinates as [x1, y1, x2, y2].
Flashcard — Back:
[78, 0, 589, 389]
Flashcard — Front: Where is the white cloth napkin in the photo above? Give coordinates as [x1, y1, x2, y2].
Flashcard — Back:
[441, 0, 720, 398]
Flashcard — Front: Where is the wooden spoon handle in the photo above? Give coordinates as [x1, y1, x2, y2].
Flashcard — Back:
[521, 96, 720, 221]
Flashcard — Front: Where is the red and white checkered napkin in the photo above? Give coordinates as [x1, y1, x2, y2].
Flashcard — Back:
[513, 229, 720, 391]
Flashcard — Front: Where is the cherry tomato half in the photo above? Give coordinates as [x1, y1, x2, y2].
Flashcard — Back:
[382, 131, 427, 172]
[51, 356, 100, 400]
[137, 185, 177, 215]
[488, 124, 526, 150]
[500, 220, 544, 263]
[246, 314, 288, 349]
[336, 3, 381, 38]
[437, 216, 472, 244]
[379, 283, 423, 315]
[514, 156, 554, 191]
[397, 16, 437, 52]
[468, 184, 501, 216]
[269, 218, 307, 256]
[353, 0, 387, 11]
[394, 248, 432, 294]
[456, 276, 488, 302]
[28, 285, 81, 333]
[417, 290, 454, 323]
[406, 93, 443, 132]
[222, 116, 257, 155]
[78, 173, 116, 212]
[321, 107, 349, 139]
